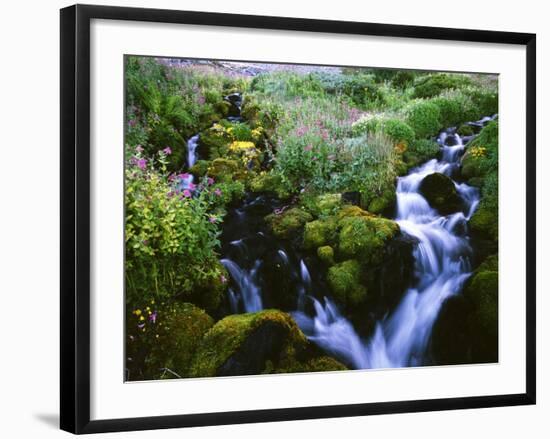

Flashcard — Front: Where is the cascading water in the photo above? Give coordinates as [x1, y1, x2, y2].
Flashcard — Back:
[291, 119, 491, 369]
[187, 134, 200, 168]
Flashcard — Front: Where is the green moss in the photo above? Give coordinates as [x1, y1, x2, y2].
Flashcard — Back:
[317, 246, 335, 266]
[478, 254, 498, 272]
[367, 189, 396, 215]
[327, 259, 367, 307]
[188, 309, 307, 377]
[303, 219, 337, 250]
[276, 355, 348, 373]
[200, 124, 232, 160]
[150, 302, 214, 377]
[470, 204, 498, 241]
[303, 193, 343, 217]
[191, 260, 229, 312]
[464, 271, 498, 337]
[457, 124, 475, 136]
[249, 172, 291, 199]
[265, 207, 313, 239]
[407, 100, 442, 138]
[338, 214, 399, 265]
[419, 172, 463, 215]
[462, 121, 498, 181]
[189, 160, 209, 178]
[206, 158, 239, 182]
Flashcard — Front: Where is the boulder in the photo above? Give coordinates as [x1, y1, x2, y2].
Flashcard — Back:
[265, 207, 313, 240]
[327, 259, 367, 307]
[303, 219, 337, 250]
[419, 172, 463, 215]
[189, 310, 346, 377]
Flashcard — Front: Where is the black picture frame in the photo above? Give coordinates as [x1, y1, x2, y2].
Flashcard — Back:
[60, 4, 536, 434]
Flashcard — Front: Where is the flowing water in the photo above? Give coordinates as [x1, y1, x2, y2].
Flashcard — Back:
[211, 98, 492, 369]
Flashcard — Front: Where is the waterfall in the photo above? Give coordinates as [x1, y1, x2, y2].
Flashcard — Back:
[187, 134, 199, 168]
[293, 121, 482, 369]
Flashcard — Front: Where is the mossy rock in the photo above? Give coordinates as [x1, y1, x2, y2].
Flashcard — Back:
[265, 208, 313, 240]
[188, 309, 308, 377]
[303, 219, 337, 250]
[206, 158, 239, 183]
[200, 124, 232, 160]
[275, 355, 347, 374]
[367, 189, 396, 215]
[419, 172, 463, 215]
[463, 270, 498, 362]
[150, 302, 214, 377]
[327, 259, 367, 307]
[317, 246, 335, 266]
[337, 205, 374, 220]
[470, 203, 498, 242]
[191, 260, 229, 312]
[249, 172, 291, 199]
[457, 124, 475, 136]
[189, 160, 210, 178]
[337, 213, 400, 265]
[304, 193, 343, 217]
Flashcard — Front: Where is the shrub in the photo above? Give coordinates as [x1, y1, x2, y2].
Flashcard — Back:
[381, 119, 416, 146]
[406, 101, 442, 138]
[412, 73, 472, 99]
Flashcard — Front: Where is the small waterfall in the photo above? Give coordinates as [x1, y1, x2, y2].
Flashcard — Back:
[187, 134, 199, 168]
[221, 258, 263, 312]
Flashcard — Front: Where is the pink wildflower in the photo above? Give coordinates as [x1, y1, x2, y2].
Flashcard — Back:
[207, 177, 214, 185]
[214, 188, 222, 197]
[304, 144, 313, 152]
[135, 145, 144, 153]
[137, 158, 147, 170]
[162, 146, 172, 155]
[182, 189, 192, 198]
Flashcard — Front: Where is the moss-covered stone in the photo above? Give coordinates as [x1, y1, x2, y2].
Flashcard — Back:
[189, 159, 209, 178]
[249, 172, 291, 199]
[317, 246, 335, 266]
[275, 355, 348, 374]
[327, 259, 367, 307]
[188, 309, 308, 377]
[265, 208, 313, 240]
[192, 260, 229, 312]
[150, 302, 214, 377]
[303, 219, 337, 250]
[367, 189, 397, 215]
[470, 203, 498, 242]
[200, 124, 232, 160]
[302, 193, 342, 217]
[337, 212, 400, 265]
[457, 124, 475, 136]
[419, 172, 463, 215]
[206, 158, 239, 183]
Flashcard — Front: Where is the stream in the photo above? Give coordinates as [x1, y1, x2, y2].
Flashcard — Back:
[185, 94, 494, 370]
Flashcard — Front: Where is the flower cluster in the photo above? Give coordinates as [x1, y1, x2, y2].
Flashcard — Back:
[469, 145, 487, 158]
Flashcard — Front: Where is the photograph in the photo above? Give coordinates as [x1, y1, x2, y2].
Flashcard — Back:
[124, 55, 499, 382]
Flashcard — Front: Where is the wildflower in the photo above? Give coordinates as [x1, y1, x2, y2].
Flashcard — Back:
[209, 216, 217, 224]
[207, 177, 214, 185]
[188, 182, 197, 191]
[179, 173, 190, 180]
[162, 146, 172, 155]
[128, 119, 137, 127]
[133, 309, 142, 316]
[137, 158, 147, 170]
[214, 188, 222, 197]
[135, 145, 144, 153]
[182, 189, 192, 198]
[327, 154, 336, 161]
[149, 312, 157, 323]
[304, 144, 313, 152]
[220, 275, 228, 284]
[137, 323, 145, 329]
[139, 315, 145, 321]
[167, 191, 175, 198]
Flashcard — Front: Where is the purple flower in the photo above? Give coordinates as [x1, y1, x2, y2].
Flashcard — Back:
[207, 177, 214, 186]
[135, 145, 144, 153]
[149, 312, 157, 323]
[137, 158, 147, 170]
[188, 182, 197, 191]
[162, 146, 172, 155]
[179, 173, 190, 180]
[214, 188, 222, 197]
[304, 144, 313, 152]
[220, 275, 228, 284]
[137, 323, 145, 329]
[128, 119, 137, 127]
[167, 191, 175, 198]
[209, 216, 217, 224]
[182, 189, 192, 198]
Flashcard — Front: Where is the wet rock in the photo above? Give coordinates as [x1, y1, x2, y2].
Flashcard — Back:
[419, 172, 463, 215]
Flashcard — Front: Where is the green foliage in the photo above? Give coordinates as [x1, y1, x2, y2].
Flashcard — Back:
[125, 148, 226, 309]
[412, 73, 472, 99]
[317, 246, 335, 266]
[303, 219, 338, 249]
[406, 100, 442, 138]
[404, 139, 440, 168]
[381, 119, 416, 146]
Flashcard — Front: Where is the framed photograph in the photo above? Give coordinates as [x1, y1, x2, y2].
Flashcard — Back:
[60, 4, 536, 434]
